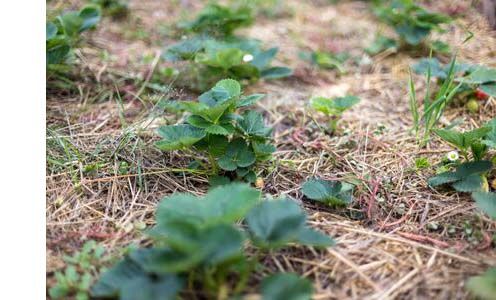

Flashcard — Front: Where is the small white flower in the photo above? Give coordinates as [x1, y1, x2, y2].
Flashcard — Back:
[242, 54, 253, 62]
[446, 151, 459, 162]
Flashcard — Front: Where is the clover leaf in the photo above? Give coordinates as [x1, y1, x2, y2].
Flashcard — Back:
[428, 160, 492, 192]
[261, 273, 313, 300]
[246, 198, 334, 249]
[217, 139, 256, 171]
[155, 124, 206, 151]
[301, 179, 354, 206]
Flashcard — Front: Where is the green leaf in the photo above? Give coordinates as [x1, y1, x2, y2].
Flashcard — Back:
[156, 183, 260, 229]
[215, 78, 241, 98]
[462, 67, 496, 84]
[237, 93, 265, 108]
[296, 227, 335, 248]
[91, 258, 183, 300]
[251, 47, 278, 69]
[480, 83, 496, 98]
[483, 118, 496, 148]
[155, 124, 206, 151]
[130, 247, 201, 273]
[301, 179, 354, 206]
[261, 67, 293, 79]
[428, 161, 492, 190]
[310, 96, 360, 116]
[412, 58, 446, 78]
[58, 12, 84, 37]
[466, 268, 496, 300]
[365, 35, 398, 55]
[261, 273, 313, 300]
[472, 192, 496, 219]
[205, 124, 231, 135]
[46, 22, 58, 40]
[47, 44, 71, 65]
[217, 139, 256, 171]
[246, 198, 332, 249]
[246, 199, 305, 248]
[78, 6, 101, 32]
[237, 110, 272, 138]
[452, 174, 485, 192]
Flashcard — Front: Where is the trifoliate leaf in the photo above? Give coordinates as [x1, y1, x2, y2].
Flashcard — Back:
[301, 179, 354, 206]
[472, 192, 496, 219]
[261, 273, 313, 300]
[155, 125, 206, 151]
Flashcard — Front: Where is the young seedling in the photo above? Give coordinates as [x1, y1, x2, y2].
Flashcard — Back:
[91, 183, 332, 299]
[309, 95, 360, 132]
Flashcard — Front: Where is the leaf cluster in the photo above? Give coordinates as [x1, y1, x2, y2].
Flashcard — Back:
[368, 0, 451, 54]
[412, 58, 496, 98]
[91, 183, 332, 299]
[156, 79, 275, 182]
[177, 3, 253, 37]
[46, 6, 101, 65]
[163, 36, 292, 88]
[428, 119, 496, 192]
[49, 240, 109, 300]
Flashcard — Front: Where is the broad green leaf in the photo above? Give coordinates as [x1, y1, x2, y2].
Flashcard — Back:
[310, 96, 360, 116]
[251, 47, 278, 69]
[214, 78, 241, 98]
[217, 139, 256, 171]
[483, 118, 496, 148]
[365, 35, 398, 55]
[237, 93, 265, 108]
[412, 58, 446, 78]
[91, 258, 184, 300]
[462, 67, 496, 84]
[466, 268, 496, 300]
[296, 227, 335, 248]
[396, 24, 430, 45]
[79, 6, 101, 32]
[187, 115, 212, 128]
[155, 124, 206, 151]
[433, 128, 464, 149]
[472, 192, 496, 219]
[237, 110, 272, 138]
[47, 44, 71, 65]
[261, 67, 293, 79]
[452, 174, 485, 192]
[46, 22, 58, 40]
[58, 12, 84, 37]
[301, 179, 354, 206]
[261, 273, 313, 300]
[156, 183, 260, 229]
[181, 101, 232, 123]
[246, 199, 305, 248]
[480, 83, 496, 98]
[130, 247, 201, 274]
[428, 170, 462, 187]
[205, 124, 231, 135]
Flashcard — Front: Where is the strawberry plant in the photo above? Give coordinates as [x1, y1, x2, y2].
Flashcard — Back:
[156, 79, 275, 182]
[299, 50, 349, 73]
[177, 3, 253, 38]
[91, 183, 332, 299]
[371, 0, 451, 53]
[163, 37, 292, 90]
[309, 95, 360, 132]
[46, 6, 101, 66]
[428, 120, 496, 193]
